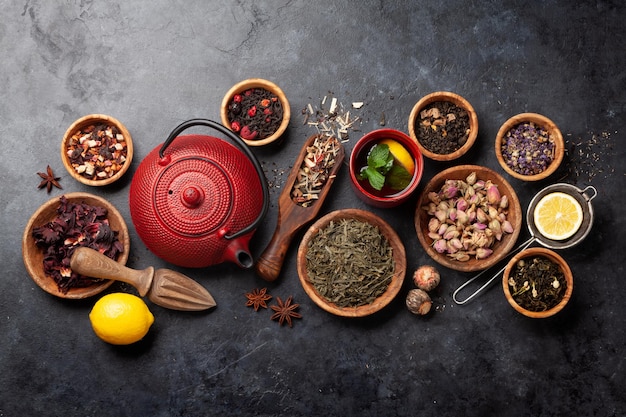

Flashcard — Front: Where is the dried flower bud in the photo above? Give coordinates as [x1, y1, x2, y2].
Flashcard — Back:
[456, 198, 468, 212]
[428, 218, 441, 233]
[499, 195, 509, 209]
[476, 247, 493, 259]
[433, 239, 447, 253]
[502, 220, 514, 234]
[413, 265, 441, 291]
[406, 289, 432, 315]
[487, 185, 501, 204]
[476, 208, 488, 223]
[466, 172, 477, 185]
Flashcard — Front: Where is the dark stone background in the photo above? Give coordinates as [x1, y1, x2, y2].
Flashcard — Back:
[1, 1, 624, 416]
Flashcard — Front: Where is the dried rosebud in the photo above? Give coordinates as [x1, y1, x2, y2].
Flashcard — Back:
[406, 289, 432, 315]
[413, 265, 441, 291]
[433, 239, 447, 253]
[487, 185, 501, 204]
[476, 247, 493, 259]
[466, 172, 477, 186]
[499, 195, 509, 209]
[428, 218, 441, 233]
[456, 198, 468, 212]
[502, 220, 514, 234]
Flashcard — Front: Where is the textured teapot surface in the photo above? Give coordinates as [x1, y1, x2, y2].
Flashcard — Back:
[129, 133, 265, 268]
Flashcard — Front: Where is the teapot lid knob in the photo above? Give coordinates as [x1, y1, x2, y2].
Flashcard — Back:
[181, 185, 204, 208]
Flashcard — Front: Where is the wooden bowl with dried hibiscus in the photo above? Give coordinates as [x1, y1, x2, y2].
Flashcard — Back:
[414, 165, 522, 272]
[408, 91, 478, 161]
[22, 192, 130, 299]
[220, 78, 291, 147]
[61, 114, 133, 186]
[495, 113, 564, 181]
[297, 209, 406, 318]
[502, 247, 573, 318]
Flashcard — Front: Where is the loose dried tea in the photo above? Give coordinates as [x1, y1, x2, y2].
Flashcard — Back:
[305, 218, 395, 308]
[508, 256, 566, 312]
[32, 196, 124, 293]
[65, 123, 128, 180]
[227, 88, 284, 140]
[304, 93, 361, 140]
[500, 122, 556, 176]
[291, 135, 341, 207]
[416, 101, 470, 154]
[562, 130, 616, 184]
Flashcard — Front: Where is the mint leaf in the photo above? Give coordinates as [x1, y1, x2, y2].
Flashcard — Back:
[386, 165, 412, 190]
[359, 166, 386, 190]
[367, 144, 393, 174]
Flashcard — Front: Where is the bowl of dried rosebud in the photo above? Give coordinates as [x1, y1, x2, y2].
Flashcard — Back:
[61, 114, 133, 186]
[22, 192, 130, 299]
[220, 78, 291, 147]
[495, 113, 564, 181]
[414, 165, 522, 272]
[502, 247, 573, 318]
[408, 91, 478, 161]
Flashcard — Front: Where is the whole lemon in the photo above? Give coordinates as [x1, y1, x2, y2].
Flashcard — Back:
[89, 293, 154, 345]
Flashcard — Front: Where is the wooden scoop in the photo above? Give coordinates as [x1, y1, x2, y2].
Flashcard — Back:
[255, 134, 344, 282]
[70, 247, 216, 311]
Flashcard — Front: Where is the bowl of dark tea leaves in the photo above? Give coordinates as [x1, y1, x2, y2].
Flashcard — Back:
[221, 78, 291, 147]
[297, 209, 406, 317]
[349, 128, 424, 208]
[22, 192, 130, 299]
[408, 91, 478, 161]
[502, 247, 573, 318]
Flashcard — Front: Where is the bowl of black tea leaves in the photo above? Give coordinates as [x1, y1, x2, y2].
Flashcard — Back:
[502, 247, 573, 318]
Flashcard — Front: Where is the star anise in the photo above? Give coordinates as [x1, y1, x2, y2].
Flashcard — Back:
[37, 165, 62, 193]
[270, 296, 302, 327]
[245, 287, 273, 311]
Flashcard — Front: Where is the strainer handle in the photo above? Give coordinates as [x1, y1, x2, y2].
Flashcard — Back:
[452, 237, 535, 305]
[159, 119, 270, 241]
[581, 185, 598, 201]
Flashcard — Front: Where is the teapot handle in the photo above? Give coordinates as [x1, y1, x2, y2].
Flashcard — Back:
[159, 118, 270, 241]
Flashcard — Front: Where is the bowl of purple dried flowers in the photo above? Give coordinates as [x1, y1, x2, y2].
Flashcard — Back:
[61, 114, 133, 186]
[495, 113, 564, 181]
[221, 78, 291, 147]
[22, 192, 130, 299]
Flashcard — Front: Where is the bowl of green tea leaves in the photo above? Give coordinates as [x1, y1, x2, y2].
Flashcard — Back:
[502, 247, 573, 318]
[297, 209, 406, 317]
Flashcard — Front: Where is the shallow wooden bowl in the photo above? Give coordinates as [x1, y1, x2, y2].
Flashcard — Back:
[220, 78, 291, 147]
[22, 192, 130, 299]
[495, 113, 564, 181]
[408, 91, 478, 161]
[502, 247, 573, 318]
[414, 165, 522, 272]
[60, 114, 134, 186]
[297, 209, 406, 317]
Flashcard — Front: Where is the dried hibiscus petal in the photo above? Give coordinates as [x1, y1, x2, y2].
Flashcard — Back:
[32, 196, 124, 293]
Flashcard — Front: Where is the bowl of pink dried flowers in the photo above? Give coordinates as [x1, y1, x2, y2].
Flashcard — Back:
[495, 113, 564, 181]
[22, 192, 130, 299]
[414, 165, 522, 272]
[221, 78, 291, 147]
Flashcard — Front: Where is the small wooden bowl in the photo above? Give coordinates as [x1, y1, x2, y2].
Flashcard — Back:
[408, 91, 478, 161]
[220, 78, 291, 147]
[502, 247, 573, 318]
[414, 165, 522, 272]
[495, 113, 564, 181]
[22, 192, 130, 299]
[60, 114, 134, 186]
[297, 209, 406, 317]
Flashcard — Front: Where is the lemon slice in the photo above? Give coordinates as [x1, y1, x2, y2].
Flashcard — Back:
[380, 139, 415, 176]
[533, 192, 583, 241]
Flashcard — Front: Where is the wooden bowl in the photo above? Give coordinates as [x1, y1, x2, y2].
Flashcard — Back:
[348, 128, 424, 208]
[61, 114, 134, 186]
[495, 113, 564, 181]
[414, 165, 522, 272]
[408, 91, 478, 161]
[220, 78, 291, 147]
[297, 209, 406, 317]
[22, 192, 130, 299]
[502, 247, 573, 318]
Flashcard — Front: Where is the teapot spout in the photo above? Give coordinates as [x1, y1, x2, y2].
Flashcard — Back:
[224, 236, 254, 269]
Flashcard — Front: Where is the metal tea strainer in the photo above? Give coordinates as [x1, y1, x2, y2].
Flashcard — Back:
[452, 183, 597, 304]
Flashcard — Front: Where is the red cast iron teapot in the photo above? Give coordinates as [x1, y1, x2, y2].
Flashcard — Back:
[129, 119, 269, 268]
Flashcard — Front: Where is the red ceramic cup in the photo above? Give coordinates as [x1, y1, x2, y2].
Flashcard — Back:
[349, 129, 424, 208]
